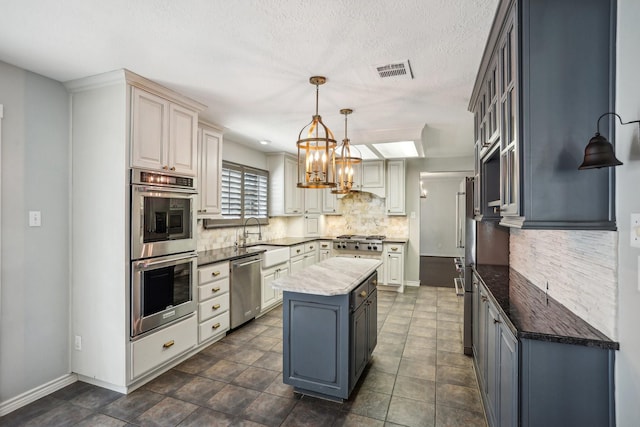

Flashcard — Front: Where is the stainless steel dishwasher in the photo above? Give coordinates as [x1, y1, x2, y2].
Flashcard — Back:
[230, 254, 262, 329]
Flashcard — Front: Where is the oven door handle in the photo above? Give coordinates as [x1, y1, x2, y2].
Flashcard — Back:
[139, 253, 197, 268]
[133, 185, 198, 195]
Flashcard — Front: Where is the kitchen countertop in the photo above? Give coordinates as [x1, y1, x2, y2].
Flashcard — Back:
[272, 257, 381, 296]
[382, 237, 408, 244]
[474, 264, 619, 350]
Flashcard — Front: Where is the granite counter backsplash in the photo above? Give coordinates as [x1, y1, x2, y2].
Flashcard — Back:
[474, 264, 619, 350]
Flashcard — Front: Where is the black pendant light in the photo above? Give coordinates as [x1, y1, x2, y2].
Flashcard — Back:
[579, 112, 638, 170]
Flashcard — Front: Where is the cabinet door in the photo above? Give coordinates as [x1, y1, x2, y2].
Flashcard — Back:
[198, 126, 222, 216]
[367, 290, 378, 356]
[168, 103, 198, 176]
[284, 156, 303, 214]
[498, 15, 519, 217]
[477, 287, 489, 391]
[304, 189, 322, 214]
[290, 256, 304, 273]
[319, 249, 331, 261]
[472, 275, 480, 358]
[386, 253, 403, 286]
[304, 215, 320, 236]
[362, 161, 385, 188]
[498, 321, 518, 427]
[131, 87, 168, 171]
[303, 253, 316, 268]
[350, 302, 369, 385]
[322, 188, 338, 214]
[261, 268, 278, 311]
[385, 160, 405, 215]
[485, 301, 500, 427]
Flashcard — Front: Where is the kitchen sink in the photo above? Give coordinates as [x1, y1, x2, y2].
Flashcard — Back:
[246, 245, 290, 268]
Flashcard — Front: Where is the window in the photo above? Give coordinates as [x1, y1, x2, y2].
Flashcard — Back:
[205, 161, 269, 227]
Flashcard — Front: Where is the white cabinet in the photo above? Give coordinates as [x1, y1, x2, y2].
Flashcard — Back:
[261, 262, 289, 313]
[304, 215, 320, 236]
[385, 160, 406, 215]
[197, 123, 223, 218]
[341, 160, 386, 198]
[131, 86, 199, 176]
[289, 242, 318, 273]
[304, 189, 322, 214]
[66, 69, 205, 391]
[131, 315, 197, 379]
[383, 243, 404, 287]
[268, 153, 303, 216]
[197, 261, 230, 344]
[322, 188, 339, 214]
[318, 240, 332, 261]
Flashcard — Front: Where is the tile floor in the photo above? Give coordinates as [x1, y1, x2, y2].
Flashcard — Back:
[1, 286, 487, 427]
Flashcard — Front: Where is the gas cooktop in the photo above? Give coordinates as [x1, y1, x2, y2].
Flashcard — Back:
[335, 234, 386, 240]
[333, 235, 385, 252]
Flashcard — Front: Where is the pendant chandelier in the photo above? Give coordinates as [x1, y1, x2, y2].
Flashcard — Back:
[296, 76, 337, 189]
[332, 108, 362, 194]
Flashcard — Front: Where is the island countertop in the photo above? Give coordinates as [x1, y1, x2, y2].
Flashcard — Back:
[272, 257, 381, 296]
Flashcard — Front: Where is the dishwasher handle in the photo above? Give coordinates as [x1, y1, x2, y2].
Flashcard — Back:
[232, 257, 261, 269]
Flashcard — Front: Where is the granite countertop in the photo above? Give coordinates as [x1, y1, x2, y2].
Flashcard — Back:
[197, 246, 267, 266]
[272, 257, 382, 296]
[474, 264, 619, 350]
[383, 237, 408, 244]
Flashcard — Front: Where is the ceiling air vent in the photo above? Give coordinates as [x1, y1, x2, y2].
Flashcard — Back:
[374, 60, 413, 80]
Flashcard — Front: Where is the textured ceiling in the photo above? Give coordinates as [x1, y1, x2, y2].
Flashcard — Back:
[0, 0, 499, 158]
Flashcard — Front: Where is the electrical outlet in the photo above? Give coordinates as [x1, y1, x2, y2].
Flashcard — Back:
[28, 211, 41, 227]
[74, 335, 82, 351]
[631, 214, 640, 248]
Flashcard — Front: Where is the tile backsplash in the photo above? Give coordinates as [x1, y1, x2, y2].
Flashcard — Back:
[197, 192, 409, 252]
[510, 229, 617, 339]
[325, 192, 409, 237]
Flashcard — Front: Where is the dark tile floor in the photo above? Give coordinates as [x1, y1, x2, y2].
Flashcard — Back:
[1, 286, 487, 427]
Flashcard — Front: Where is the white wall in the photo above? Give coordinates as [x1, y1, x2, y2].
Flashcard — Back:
[0, 62, 70, 402]
[614, 1, 640, 423]
[222, 138, 268, 170]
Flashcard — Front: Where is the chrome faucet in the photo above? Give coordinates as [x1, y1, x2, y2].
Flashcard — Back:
[240, 216, 262, 247]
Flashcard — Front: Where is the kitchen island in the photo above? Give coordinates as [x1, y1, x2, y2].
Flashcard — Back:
[272, 257, 381, 401]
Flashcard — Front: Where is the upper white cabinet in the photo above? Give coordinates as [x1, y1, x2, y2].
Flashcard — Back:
[267, 153, 303, 216]
[385, 160, 406, 215]
[322, 188, 339, 214]
[304, 189, 322, 214]
[198, 122, 223, 218]
[131, 86, 199, 176]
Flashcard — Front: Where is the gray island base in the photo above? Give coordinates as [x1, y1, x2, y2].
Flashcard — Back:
[272, 257, 381, 401]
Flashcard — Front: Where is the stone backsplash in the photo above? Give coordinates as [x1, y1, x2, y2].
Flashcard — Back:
[510, 229, 617, 339]
[324, 192, 409, 237]
[197, 217, 289, 252]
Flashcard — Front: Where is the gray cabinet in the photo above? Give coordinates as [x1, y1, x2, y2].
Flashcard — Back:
[470, 0, 616, 230]
[473, 272, 615, 427]
[283, 272, 377, 401]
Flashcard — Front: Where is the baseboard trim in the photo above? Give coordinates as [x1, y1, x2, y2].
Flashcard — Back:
[405, 280, 420, 287]
[0, 373, 78, 416]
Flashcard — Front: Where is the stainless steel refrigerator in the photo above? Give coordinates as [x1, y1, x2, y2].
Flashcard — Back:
[455, 177, 476, 355]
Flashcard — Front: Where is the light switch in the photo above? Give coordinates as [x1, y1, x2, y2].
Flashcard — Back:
[28, 211, 41, 227]
[631, 214, 640, 248]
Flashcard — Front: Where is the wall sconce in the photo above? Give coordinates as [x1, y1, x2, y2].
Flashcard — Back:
[579, 112, 639, 170]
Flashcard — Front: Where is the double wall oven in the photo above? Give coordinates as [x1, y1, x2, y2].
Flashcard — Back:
[130, 169, 198, 338]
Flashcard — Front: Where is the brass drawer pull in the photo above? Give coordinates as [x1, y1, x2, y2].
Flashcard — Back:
[212, 271, 221, 277]
[162, 340, 175, 349]
[297, 249, 301, 253]
[391, 247, 398, 251]
[372, 280, 377, 285]
[212, 287, 221, 293]
[309, 246, 314, 249]
[212, 323, 221, 329]
[360, 290, 367, 298]
[212, 304, 221, 310]
[321, 244, 328, 248]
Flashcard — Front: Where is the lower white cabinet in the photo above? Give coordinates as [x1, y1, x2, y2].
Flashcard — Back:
[261, 262, 289, 312]
[290, 243, 317, 273]
[385, 160, 405, 215]
[197, 261, 230, 344]
[383, 243, 404, 286]
[318, 240, 332, 261]
[131, 315, 197, 379]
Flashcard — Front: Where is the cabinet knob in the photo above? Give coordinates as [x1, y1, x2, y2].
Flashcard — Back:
[162, 340, 175, 349]
[493, 318, 501, 324]
[360, 290, 368, 298]
[212, 287, 221, 293]
[373, 280, 377, 285]
[162, 165, 169, 170]
[212, 323, 221, 329]
[212, 271, 221, 277]
[310, 246, 314, 249]
[170, 166, 176, 171]
[212, 304, 221, 310]
[481, 296, 488, 302]
[297, 249, 301, 253]
[202, 209, 207, 213]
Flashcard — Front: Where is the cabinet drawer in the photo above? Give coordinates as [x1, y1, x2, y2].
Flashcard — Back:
[350, 280, 370, 311]
[198, 277, 230, 301]
[318, 241, 331, 250]
[131, 315, 197, 379]
[199, 312, 230, 343]
[290, 244, 305, 257]
[198, 293, 230, 322]
[198, 262, 229, 285]
[385, 244, 404, 254]
[304, 242, 317, 253]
